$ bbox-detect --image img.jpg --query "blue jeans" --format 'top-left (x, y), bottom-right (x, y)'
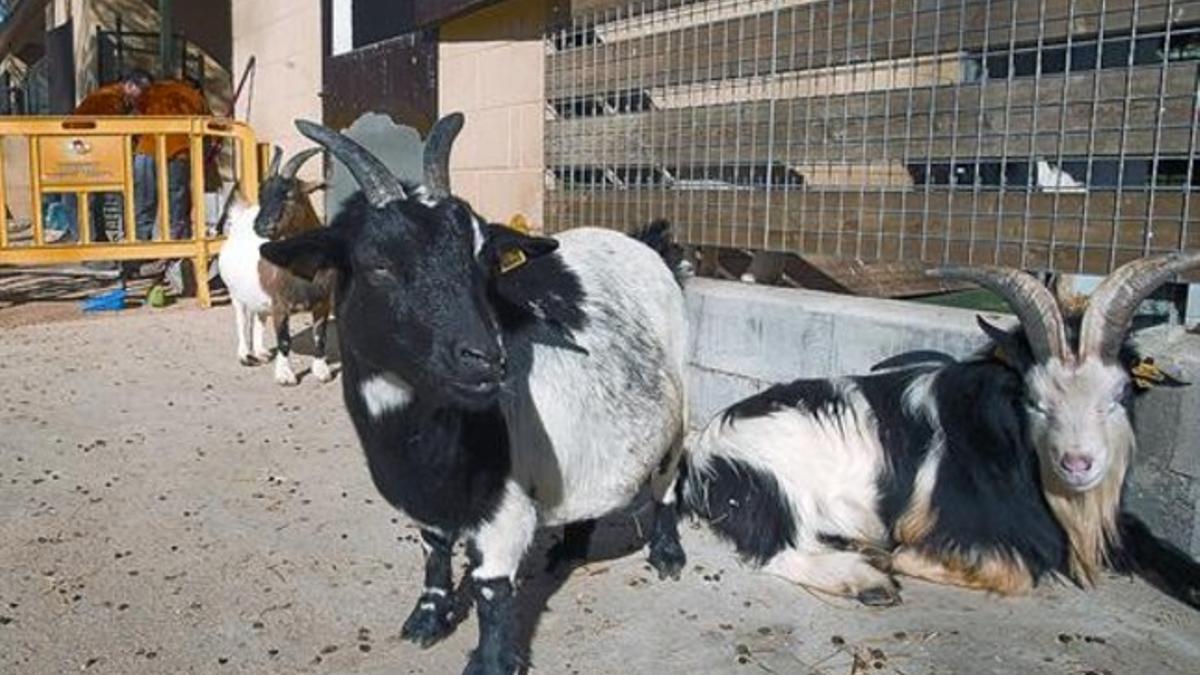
top-left (50, 193), bottom-right (108, 242)
top-left (135, 154), bottom-right (192, 241)
top-left (46, 154), bottom-right (191, 242)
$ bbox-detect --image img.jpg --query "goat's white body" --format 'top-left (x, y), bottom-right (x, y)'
top-left (219, 204), bottom-right (272, 314)
top-left (494, 227), bottom-right (688, 529)
top-left (690, 378), bottom-right (890, 549)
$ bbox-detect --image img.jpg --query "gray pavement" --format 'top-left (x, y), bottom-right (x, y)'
top-left (1, 306), bottom-right (1197, 675)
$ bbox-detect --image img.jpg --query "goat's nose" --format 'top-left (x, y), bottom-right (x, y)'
top-left (456, 342), bottom-right (505, 379)
top-left (1060, 453), bottom-right (1093, 474)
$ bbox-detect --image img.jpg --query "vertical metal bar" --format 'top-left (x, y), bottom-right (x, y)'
top-left (156, 135), bottom-right (170, 241)
top-left (78, 191), bottom-right (91, 245)
top-left (0, 135), bottom-right (7, 250)
top-left (1144, 1), bottom-right (1175, 257)
top-left (684, 0), bottom-right (700, 245)
top-left (919, 0), bottom-right (946, 262)
top-left (640, 0), bottom-right (651, 232)
top-left (716, 4), bottom-right (731, 250)
top-left (29, 136), bottom-right (43, 246)
top-left (875, 0), bottom-right (899, 260)
top-left (1179, 65), bottom-right (1199, 256)
top-left (854, 0), bottom-right (875, 261)
top-left (782, 2), bottom-right (798, 257)
top-left (190, 128), bottom-right (210, 307)
top-left (123, 137), bottom-right (136, 243)
top-left (966, 0), bottom-right (993, 266)
top-left (815, 0), bottom-right (835, 256)
top-left (994, 0), bottom-right (1021, 266)
top-left (898, 0), bottom-right (920, 262)
top-left (1048, 0), bottom-right (1081, 271)
top-left (1078, 0), bottom-right (1111, 273)
top-left (764, 0), bottom-right (780, 252)
top-left (730, 7), bottom-right (747, 252)
top-left (797, 0), bottom-right (818, 254)
top-left (159, 0), bottom-right (176, 78)
top-left (701, 0), bottom-right (717, 249)
top-left (1110, 0), bottom-right (1145, 272)
top-left (944, 0), bottom-right (970, 265)
top-left (190, 130), bottom-right (205, 240)
top-left (1017, 0), bottom-right (1049, 271)
top-left (835, 0), bottom-right (853, 259)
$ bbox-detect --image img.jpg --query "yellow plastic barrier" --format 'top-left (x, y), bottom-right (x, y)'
top-left (0, 116), bottom-right (263, 308)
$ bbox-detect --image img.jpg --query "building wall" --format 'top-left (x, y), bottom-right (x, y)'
top-left (230, 0), bottom-right (323, 187)
top-left (438, 0), bottom-right (547, 230)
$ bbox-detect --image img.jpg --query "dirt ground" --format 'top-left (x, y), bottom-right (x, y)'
top-left (1, 302), bottom-right (1199, 675)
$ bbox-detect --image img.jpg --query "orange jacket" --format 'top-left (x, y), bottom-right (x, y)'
top-left (72, 80), bottom-right (211, 158)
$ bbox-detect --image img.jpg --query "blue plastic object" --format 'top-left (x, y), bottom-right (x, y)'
top-left (81, 288), bottom-right (127, 312)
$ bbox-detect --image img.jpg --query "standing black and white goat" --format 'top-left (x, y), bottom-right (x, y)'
top-left (218, 148), bottom-right (336, 385)
top-left (683, 254), bottom-right (1200, 609)
top-left (259, 114), bottom-right (689, 675)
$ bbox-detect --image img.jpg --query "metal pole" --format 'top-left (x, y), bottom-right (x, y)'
top-left (159, 0), bottom-right (174, 79)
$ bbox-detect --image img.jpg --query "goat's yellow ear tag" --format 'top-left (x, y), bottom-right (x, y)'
top-left (499, 248), bottom-right (527, 275)
top-left (992, 346), bottom-right (1010, 367)
top-left (1131, 357), bottom-right (1165, 390)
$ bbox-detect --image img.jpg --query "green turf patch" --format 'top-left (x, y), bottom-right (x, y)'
top-left (909, 289), bottom-right (1014, 314)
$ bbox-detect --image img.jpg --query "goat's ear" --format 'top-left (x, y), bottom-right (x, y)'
top-left (977, 315), bottom-right (1034, 370)
top-left (260, 227), bottom-right (346, 281)
top-left (479, 223), bottom-right (558, 275)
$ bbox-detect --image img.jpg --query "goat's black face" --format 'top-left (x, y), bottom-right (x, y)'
top-left (254, 176), bottom-right (321, 239)
top-left (348, 197), bottom-right (505, 408)
top-left (261, 193), bottom-right (543, 410)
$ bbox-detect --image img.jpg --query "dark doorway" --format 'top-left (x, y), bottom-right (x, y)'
top-left (320, 0), bottom-right (438, 133)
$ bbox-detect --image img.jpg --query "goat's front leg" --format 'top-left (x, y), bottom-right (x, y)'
top-left (232, 298), bottom-right (255, 365)
top-left (310, 302), bottom-right (334, 383)
top-left (401, 529), bottom-right (461, 647)
top-left (271, 308), bottom-right (298, 386)
top-left (251, 310), bottom-right (270, 362)
top-left (465, 483), bottom-right (536, 675)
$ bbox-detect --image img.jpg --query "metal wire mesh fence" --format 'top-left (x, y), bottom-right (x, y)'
top-left (543, 0), bottom-right (1200, 277)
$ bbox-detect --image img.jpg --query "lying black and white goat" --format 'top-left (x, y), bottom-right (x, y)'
top-left (218, 147), bottom-right (335, 385)
top-left (683, 254), bottom-right (1200, 609)
top-left (260, 114), bottom-right (689, 675)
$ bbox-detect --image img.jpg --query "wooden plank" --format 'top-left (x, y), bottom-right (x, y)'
top-left (545, 63), bottom-right (1199, 165)
top-left (547, 0), bottom-right (1197, 98)
top-left (545, 187), bottom-right (1200, 276)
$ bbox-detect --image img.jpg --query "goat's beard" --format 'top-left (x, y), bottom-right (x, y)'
top-left (1036, 422), bottom-right (1134, 586)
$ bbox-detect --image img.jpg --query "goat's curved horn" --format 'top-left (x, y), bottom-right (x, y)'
top-left (279, 147), bottom-right (322, 180)
top-left (1080, 251), bottom-right (1200, 362)
top-left (294, 119), bottom-right (406, 208)
top-left (423, 112), bottom-right (464, 198)
top-left (267, 146), bottom-right (283, 177)
top-left (929, 265), bottom-right (1070, 364)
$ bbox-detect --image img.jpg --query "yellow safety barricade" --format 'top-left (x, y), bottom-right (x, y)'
top-left (0, 116), bottom-right (263, 307)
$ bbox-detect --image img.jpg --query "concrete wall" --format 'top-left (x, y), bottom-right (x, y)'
top-left (230, 0), bottom-right (323, 188)
top-left (684, 278), bottom-right (1200, 557)
top-left (438, 0), bottom-right (547, 230)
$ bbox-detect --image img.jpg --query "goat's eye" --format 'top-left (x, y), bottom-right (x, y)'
top-left (1026, 399), bottom-right (1049, 416)
top-left (368, 265), bottom-right (393, 281)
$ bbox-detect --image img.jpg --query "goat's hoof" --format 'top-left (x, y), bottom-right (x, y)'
top-left (463, 648), bottom-right (521, 675)
top-left (400, 606), bottom-right (455, 648)
top-left (647, 539), bottom-right (687, 581)
top-left (311, 359), bottom-right (335, 383)
top-left (253, 351), bottom-right (272, 363)
top-left (238, 354), bottom-right (258, 367)
top-left (856, 585), bottom-right (901, 607)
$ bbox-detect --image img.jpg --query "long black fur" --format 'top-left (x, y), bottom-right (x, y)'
top-left (680, 456), bottom-right (797, 566)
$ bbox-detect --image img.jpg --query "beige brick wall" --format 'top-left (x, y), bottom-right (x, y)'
top-left (439, 0), bottom-right (548, 230)
top-left (231, 0), bottom-right (323, 188)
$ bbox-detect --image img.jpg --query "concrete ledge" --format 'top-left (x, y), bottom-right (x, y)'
top-left (684, 278), bottom-right (1200, 556)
